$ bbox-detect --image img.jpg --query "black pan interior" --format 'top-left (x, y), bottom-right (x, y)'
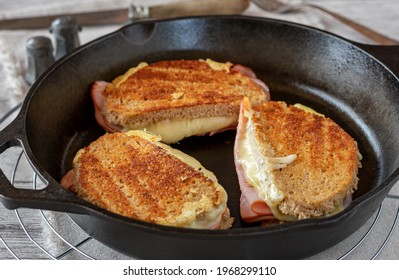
top-left (23, 16), bottom-right (399, 231)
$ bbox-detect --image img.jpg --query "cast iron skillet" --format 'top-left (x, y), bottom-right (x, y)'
top-left (1, 16), bottom-right (399, 259)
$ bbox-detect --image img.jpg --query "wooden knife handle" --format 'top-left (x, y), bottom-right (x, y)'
top-left (149, 0), bottom-right (249, 19)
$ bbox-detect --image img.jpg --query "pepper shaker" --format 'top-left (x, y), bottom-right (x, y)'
top-left (25, 36), bottom-right (55, 85)
top-left (50, 16), bottom-right (81, 60)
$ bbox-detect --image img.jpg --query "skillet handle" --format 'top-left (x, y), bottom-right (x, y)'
top-left (354, 43), bottom-right (399, 77)
top-left (0, 113), bottom-right (90, 214)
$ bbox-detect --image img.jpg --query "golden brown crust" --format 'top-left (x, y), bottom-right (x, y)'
top-left (71, 131), bottom-right (229, 228)
top-left (103, 60), bottom-right (266, 127)
top-left (219, 208), bottom-right (234, 230)
top-left (248, 101), bottom-right (361, 219)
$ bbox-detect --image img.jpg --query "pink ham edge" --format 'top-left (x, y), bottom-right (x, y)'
top-left (231, 64), bottom-right (271, 101)
top-left (234, 99), bottom-right (275, 223)
top-left (91, 81), bottom-right (123, 133)
top-left (60, 169), bottom-right (74, 190)
top-left (231, 64), bottom-right (257, 78)
top-left (208, 205), bottom-right (228, 230)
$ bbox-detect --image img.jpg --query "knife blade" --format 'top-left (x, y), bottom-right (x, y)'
top-left (0, 0), bottom-right (249, 30)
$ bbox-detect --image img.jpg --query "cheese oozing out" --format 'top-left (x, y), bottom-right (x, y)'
top-left (125, 130), bottom-right (227, 229)
top-left (129, 116), bottom-right (237, 144)
top-left (237, 110), bottom-right (298, 221)
top-left (113, 62), bottom-right (148, 87)
top-left (293, 103), bottom-right (325, 117)
top-left (237, 105), bottom-right (349, 221)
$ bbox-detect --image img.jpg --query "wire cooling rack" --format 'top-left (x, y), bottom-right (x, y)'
top-left (0, 105), bottom-right (398, 260)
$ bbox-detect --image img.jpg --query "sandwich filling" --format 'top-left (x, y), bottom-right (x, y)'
top-left (239, 117), bottom-right (297, 219)
top-left (61, 130), bottom-right (231, 229)
top-left (91, 59), bottom-right (270, 143)
top-left (235, 99), bottom-right (361, 222)
top-left (123, 116), bottom-right (237, 144)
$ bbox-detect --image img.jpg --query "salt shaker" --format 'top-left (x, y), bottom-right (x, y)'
top-left (25, 36), bottom-right (55, 85)
top-left (50, 16), bottom-right (81, 60)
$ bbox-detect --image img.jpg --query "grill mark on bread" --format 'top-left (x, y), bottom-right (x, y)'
top-left (248, 101), bottom-right (360, 219)
top-left (103, 60), bottom-right (266, 127)
top-left (71, 132), bottom-right (227, 227)
top-left (73, 154), bottom-right (139, 219)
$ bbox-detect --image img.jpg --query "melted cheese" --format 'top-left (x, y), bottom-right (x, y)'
top-left (128, 116), bottom-right (237, 144)
top-left (238, 107), bottom-right (347, 221)
top-left (112, 62), bottom-right (148, 87)
top-left (126, 130), bottom-right (227, 229)
top-left (201, 58), bottom-right (232, 72)
top-left (237, 115), bottom-right (298, 221)
top-left (294, 103), bottom-right (324, 117)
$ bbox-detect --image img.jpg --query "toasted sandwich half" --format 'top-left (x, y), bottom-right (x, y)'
top-left (234, 98), bottom-right (362, 222)
top-left (61, 130), bottom-right (233, 229)
top-left (91, 59), bottom-right (269, 143)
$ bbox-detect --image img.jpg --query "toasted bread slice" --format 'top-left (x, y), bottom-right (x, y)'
top-left (91, 59), bottom-right (269, 143)
top-left (62, 130), bottom-right (232, 229)
top-left (235, 98), bottom-right (361, 221)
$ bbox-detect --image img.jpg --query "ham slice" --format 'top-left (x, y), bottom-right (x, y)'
top-left (208, 206), bottom-right (228, 230)
top-left (91, 81), bottom-right (123, 133)
top-left (60, 169), bottom-right (74, 190)
top-left (234, 100), bottom-right (275, 223)
top-left (232, 64), bottom-right (270, 101)
top-left (236, 160), bottom-right (275, 222)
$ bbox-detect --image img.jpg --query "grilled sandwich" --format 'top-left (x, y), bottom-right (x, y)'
top-left (234, 98), bottom-right (362, 222)
top-left (91, 59), bottom-right (269, 143)
top-left (61, 130), bottom-right (233, 229)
